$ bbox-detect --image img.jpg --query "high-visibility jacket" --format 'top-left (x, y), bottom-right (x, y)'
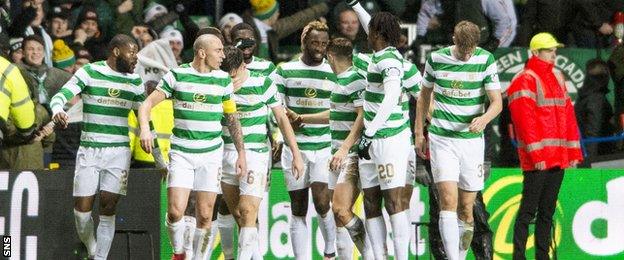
top-left (128, 99), bottom-right (173, 163)
top-left (0, 57), bottom-right (35, 140)
top-left (507, 56), bottom-right (583, 171)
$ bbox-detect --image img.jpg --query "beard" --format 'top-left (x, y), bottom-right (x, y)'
top-left (116, 56), bottom-right (133, 73)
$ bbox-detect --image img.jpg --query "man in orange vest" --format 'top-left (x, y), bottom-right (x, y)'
top-left (507, 32), bottom-right (583, 260)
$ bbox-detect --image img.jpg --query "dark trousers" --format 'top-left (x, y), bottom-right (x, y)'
top-left (425, 160), bottom-right (494, 260)
top-left (513, 167), bottom-right (564, 260)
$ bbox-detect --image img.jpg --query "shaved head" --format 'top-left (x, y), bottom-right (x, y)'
top-left (193, 34), bottom-right (225, 70)
top-left (194, 34), bottom-right (221, 53)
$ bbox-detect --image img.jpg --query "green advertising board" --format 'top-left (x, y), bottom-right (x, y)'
top-left (160, 168), bottom-right (624, 259)
top-left (493, 47), bottom-right (613, 102)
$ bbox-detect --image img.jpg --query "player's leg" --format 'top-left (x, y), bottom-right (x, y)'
top-left (94, 147), bottom-right (131, 260)
top-left (333, 156), bottom-right (370, 259)
top-left (330, 161), bottom-right (354, 260)
top-left (74, 196), bottom-right (96, 258)
top-left (457, 137), bottom-right (486, 260)
top-left (183, 192), bottom-right (197, 259)
top-left (430, 134), bottom-right (462, 260)
top-left (237, 151), bottom-right (269, 260)
top-left (372, 131), bottom-right (411, 260)
top-left (166, 150), bottom-right (195, 258)
top-left (283, 145), bottom-right (311, 259)
top-left (309, 149), bottom-right (336, 259)
top-left (192, 148), bottom-right (224, 260)
top-left (402, 148), bottom-right (416, 210)
top-left (458, 190), bottom-right (477, 260)
top-left (360, 159), bottom-right (387, 260)
top-left (219, 183), bottom-right (240, 260)
top-left (73, 147), bottom-right (99, 258)
top-left (95, 191), bottom-right (121, 260)
top-left (193, 191), bottom-right (218, 260)
top-left (220, 149), bottom-right (242, 260)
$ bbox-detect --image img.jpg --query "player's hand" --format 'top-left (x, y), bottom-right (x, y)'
top-left (330, 147), bottom-right (348, 172)
top-left (139, 128), bottom-right (154, 154)
top-left (52, 112), bottom-right (69, 129)
top-left (292, 153), bottom-right (305, 180)
top-left (286, 109), bottom-right (302, 131)
top-left (272, 142), bottom-right (283, 163)
top-left (570, 160), bottom-right (580, 168)
top-left (415, 133), bottom-right (427, 159)
top-left (33, 122), bottom-right (55, 142)
top-left (236, 151), bottom-right (248, 179)
top-left (534, 161), bottom-right (546, 171)
top-left (468, 116), bottom-right (488, 133)
top-left (357, 135), bottom-right (372, 160)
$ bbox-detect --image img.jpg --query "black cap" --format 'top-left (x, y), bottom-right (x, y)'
top-left (49, 6), bottom-right (71, 20)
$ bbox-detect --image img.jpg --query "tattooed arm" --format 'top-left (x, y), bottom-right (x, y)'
top-left (225, 112), bottom-right (247, 177)
top-left (225, 112), bottom-right (246, 152)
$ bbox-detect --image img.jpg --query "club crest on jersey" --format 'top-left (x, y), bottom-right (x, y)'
top-left (304, 88), bottom-right (317, 98)
top-left (451, 80), bottom-right (463, 89)
top-left (193, 93), bottom-right (207, 103)
top-left (108, 88), bottom-right (121, 98)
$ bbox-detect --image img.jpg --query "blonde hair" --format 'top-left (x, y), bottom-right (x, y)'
top-left (453, 21), bottom-right (481, 50)
top-left (300, 20), bottom-right (329, 49)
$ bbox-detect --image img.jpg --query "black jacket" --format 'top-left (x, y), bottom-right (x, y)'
top-left (575, 72), bottom-right (617, 156)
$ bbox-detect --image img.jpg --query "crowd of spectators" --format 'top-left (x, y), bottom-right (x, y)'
top-left (1, 0), bottom-right (624, 170)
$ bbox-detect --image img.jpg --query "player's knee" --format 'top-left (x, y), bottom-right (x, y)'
top-left (458, 203), bottom-right (474, 221)
top-left (311, 194), bottom-right (330, 214)
top-left (439, 192), bottom-right (458, 211)
top-left (98, 198), bottom-right (118, 216)
top-left (332, 204), bottom-right (352, 225)
top-left (195, 207), bottom-right (214, 225)
top-left (383, 198), bottom-right (402, 215)
top-left (363, 198), bottom-right (382, 218)
top-left (167, 207), bottom-right (184, 222)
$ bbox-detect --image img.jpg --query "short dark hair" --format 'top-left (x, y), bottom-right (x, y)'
top-left (22, 35), bottom-right (45, 49)
top-left (230, 22), bottom-right (255, 39)
top-left (369, 12), bottom-right (401, 47)
top-left (196, 27), bottom-right (225, 43)
top-left (108, 34), bottom-right (137, 52)
top-left (220, 46), bottom-right (244, 73)
top-left (327, 37), bottom-right (353, 59)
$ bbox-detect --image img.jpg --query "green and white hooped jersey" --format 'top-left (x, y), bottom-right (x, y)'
top-left (402, 61), bottom-right (423, 114)
top-left (222, 70), bottom-right (280, 153)
top-left (330, 67), bottom-right (366, 155)
top-left (247, 56), bottom-right (276, 76)
top-left (271, 58), bottom-right (337, 151)
top-left (354, 53), bottom-right (422, 114)
top-left (157, 64), bottom-right (234, 153)
top-left (422, 46), bottom-right (500, 139)
top-left (364, 47), bottom-right (409, 139)
top-left (50, 61), bottom-right (144, 148)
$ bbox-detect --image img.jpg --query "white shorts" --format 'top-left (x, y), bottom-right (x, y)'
top-left (358, 158), bottom-right (378, 189)
top-left (369, 129), bottom-right (412, 190)
top-left (328, 154), bottom-right (360, 190)
top-left (281, 145), bottom-right (330, 191)
top-left (167, 147), bottom-right (223, 192)
top-left (406, 147), bottom-right (416, 186)
top-left (73, 146), bottom-right (131, 196)
top-left (429, 133), bottom-right (485, 191)
top-left (221, 149), bottom-right (269, 198)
